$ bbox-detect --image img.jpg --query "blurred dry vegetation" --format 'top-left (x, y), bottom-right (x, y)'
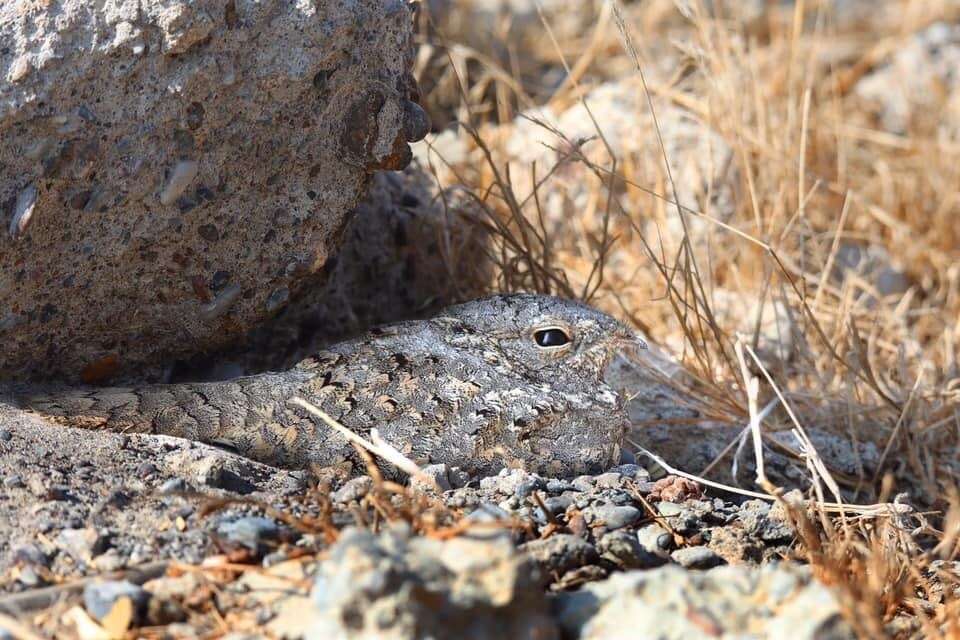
top-left (407, 0), bottom-right (960, 635)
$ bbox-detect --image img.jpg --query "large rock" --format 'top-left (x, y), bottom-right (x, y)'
top-left (553, 563), bottom-right (854, 640)
top-left (168, 161), bottom-right (492, 379)
top-left (0, 0), bottom-right (428, 382)
top-left (306, 526), bottom-right (558, 640)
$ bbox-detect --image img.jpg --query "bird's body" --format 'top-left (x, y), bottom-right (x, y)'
top-left (17, 294), bottom-right (643, 478)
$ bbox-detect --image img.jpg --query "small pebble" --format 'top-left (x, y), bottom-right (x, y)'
top-left (13, 544), bottom-right (49, 567)
top-left (514, 475), bottom-right (546, 499)
top-left (464, 503), bottom-right (512, 541)
top-left (16, 565), bottom-right (44, 588)
top-left (521, 534), bottom-right (598, 575)
top-left (597, 530), bottom-right (665, 570)
top-left (586, 504), bottom-right (641, 530)
top-left (572, 475), bottom-right (595, 492)
top-left (593, 472), bottom-right (624, 489)
top-left (159, 160), bottom-right (199, 206)
top-left (543, 494), bottom-right (574, 516)
top-left (637, 523), bottom-right (675, 555)
top-left (546, 479), bottom-right (575, 493)
top-left (83, 580), bottom-right (150, 622)
top-left (671, 545), bottom-right (725, 569)
top-left (93, 550), bottom-right (126, 572)
top-left (657, 501), bottom-right (683, 517)
top-left (216, 517), bottom-right (290, 555)
top-left (9, 183), bottom-right (38, 239)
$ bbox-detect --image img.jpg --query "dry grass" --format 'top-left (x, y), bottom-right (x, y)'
top-left (412, 0), bottom-right (960, 636)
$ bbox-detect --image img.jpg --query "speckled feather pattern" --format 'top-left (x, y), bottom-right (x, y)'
top-left (19, 294), bottom-right (643, 478)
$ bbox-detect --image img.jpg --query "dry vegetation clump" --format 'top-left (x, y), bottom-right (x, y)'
top-left (411, 0), bottom-right (960, 635)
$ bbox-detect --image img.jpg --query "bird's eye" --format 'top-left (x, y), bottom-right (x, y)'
top-left (533, 327), bottom-right (571, 348)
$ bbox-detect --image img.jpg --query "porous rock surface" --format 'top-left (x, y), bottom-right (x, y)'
top-left (553, 563), bottom-right (853, 640)
top-left (0, 0), bottom-right (427, 382)
top-left (306, 525), bottom-right (558, 640)
top-left (207, 162), bottom-right (491, 377)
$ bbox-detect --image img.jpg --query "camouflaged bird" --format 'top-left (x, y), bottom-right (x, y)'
top-left (16, 294), bottom-right (646, 478)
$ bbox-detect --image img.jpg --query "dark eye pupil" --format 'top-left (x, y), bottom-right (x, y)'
top-left (534, 328), bottom-right (570, 347)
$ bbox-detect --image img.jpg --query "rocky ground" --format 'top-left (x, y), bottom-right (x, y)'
top-left (0, 429), bottom-right (871, 639)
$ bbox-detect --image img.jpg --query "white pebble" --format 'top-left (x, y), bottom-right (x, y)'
top-left (9, 184), bottom-right (38, 239)
top-left (159, 160), bottom-right (199, 206)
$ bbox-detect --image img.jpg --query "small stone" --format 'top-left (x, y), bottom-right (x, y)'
top-left (585, 505), bottom-right (641, 530)
top-left (514, 475), bottom-right (546, 499)
top-left (198, 224), bottom-right (219, 242)
top-left (332, 476), bottom-right (373, 503)
top-left (194, 459), bottom-right (256, 494)
top-left (479, 469), bottom-right (541, 496)
top-left (13, 544), bottom-right (49, 567)
top-left (543, 494), bottom-right (574, 516)
top-left (741, 498), bottom-right (795, 543)
top-left (671, 545), bottom-right (725, 569)
top-left (215, 517), bottom-right (292, 556)
top-left (94, 550), bottom-right (126, 572)
top-left (8, 55), bottom-right (31, 82)
top-left (521, 534), bottom-right (599, 576)
top-left (83, 580), bottom-right (149, 623)
top-left (650, 476), bottom-right (703, 502)
top-left (16, 565), bottom-right (44, 588)
top-left (769, 489), bottom-right (805, 522)
top-left (56, 528), bottom-right (112, 561)
top-left (9, 183), bottom-right (38, 239)
top-left (464, 503), bottom-right (513, 541)
top-left (546, 479), bottom-right (575, 493)
top-left (159, 160), bottom-right (199, 206)
top-left (447, 467), bottom-right (471, 489)
top-left (572, 475), bottom-right (595, 492)
top-left (210, 270), bottom-right (231, 290)
top-left (262, 550), bottom-right (289, 568)
top-left (637, 523), bottom-right (675, 556)
top-left (0, 429), bottom-right (12, 442)
top-left (657, 501), bottom-right (683, 517)
top-left (593, 472), bottom-right (624, 489)
top-left (598, 530), bottom-right (666, 570)
top-left (3, 475), bottom-right (24, 488)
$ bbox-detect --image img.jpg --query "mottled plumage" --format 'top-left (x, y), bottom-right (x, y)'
top-left (18, 294), bottom-right (645, 478)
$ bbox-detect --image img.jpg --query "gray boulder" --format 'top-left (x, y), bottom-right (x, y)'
top-left (0, 0), bottom-right (427, 382)
top-left (553, 563), bottom-right (854, 640)
top-left (306, 525), bottom-right (558, 640)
